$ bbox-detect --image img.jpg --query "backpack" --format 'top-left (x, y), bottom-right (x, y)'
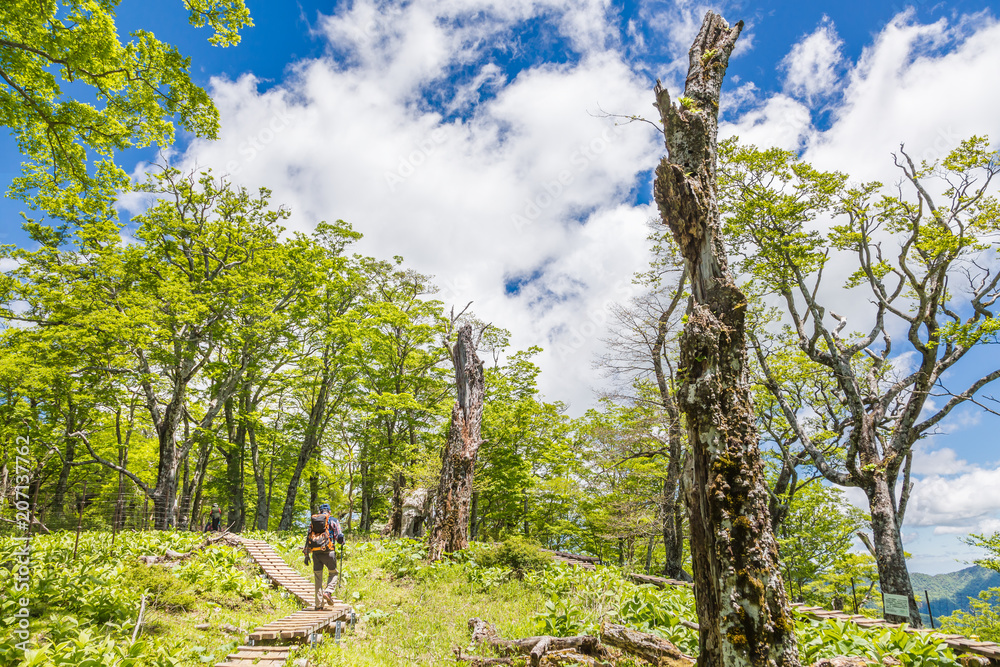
top-left (307, 513), bottom-right (332, 552)
top-left (210, 507), bottom-right (221, 520)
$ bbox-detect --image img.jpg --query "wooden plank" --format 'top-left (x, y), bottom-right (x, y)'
top-left (214, 644), bottom-right (292, 667)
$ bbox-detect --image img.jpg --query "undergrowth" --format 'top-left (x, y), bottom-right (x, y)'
top-left (0, 530), bottom-right (296, 667)
top-left (0, 531), bottom-right (968, 667)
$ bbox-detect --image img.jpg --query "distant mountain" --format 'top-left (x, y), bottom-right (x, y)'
top-left (910, 566), bottom-right (1000, 623)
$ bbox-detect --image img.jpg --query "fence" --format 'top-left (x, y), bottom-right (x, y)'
top-left (0, 485), bottom-right (222, 537)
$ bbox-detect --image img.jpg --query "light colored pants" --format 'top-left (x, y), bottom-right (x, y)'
top-left (312, 550), bottom-right (338, 608)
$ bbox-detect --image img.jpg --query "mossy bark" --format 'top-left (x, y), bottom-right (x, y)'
top-left (652, 12), bottom-right (799, 667)
top-left (429, 324), bottom-right (485, 560)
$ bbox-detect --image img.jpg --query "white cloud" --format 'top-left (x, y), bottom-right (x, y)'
top-left (932, 517), bottom-right (1000, 538)
top-left (906, 466), bottom-right (1000, 528)
top-left (721, 93), bottom-right (814, 150)
top-left (173, 1), bottom-right (661, 411)
top-left (167, 1), bottom-right (1000, 437)
top-left (805, 10), bottom-right (1000, 180)
top-left (910, 443), bottom-right (973, 476)
top-left (781, 17), bottom-right (844, 104)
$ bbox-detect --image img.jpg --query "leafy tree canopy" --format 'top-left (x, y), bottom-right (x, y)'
top-left (0, 0), bottom-right (251, 218)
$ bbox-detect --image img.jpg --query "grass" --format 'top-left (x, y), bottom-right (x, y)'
top-left (270, 537), bottom-right (549, 666)
top-left (0, 530), bottom-right (969, 667)
top-left (0, 530), bottom-right (303, 666)
top-left (0, 530), bottom-right (550, 666)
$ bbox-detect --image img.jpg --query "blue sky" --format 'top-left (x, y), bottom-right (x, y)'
top-left (3, 0), bottom-right (1000, 572)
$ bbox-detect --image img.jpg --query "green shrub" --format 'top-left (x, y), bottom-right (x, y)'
top-left (795, 617), bottom-right (959, 667)
top-left (475, 536), bottom-right (551, 577)
top-left (379, 539), bottom-right (428, 579)
top-left (938, 587), bottom-right (1000, 643)
top-left (124, 564), bottom-right (197, 611)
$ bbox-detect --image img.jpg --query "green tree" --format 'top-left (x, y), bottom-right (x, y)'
top-left (2, 168), bottom-right (304, 528)
top-left (352, 264), bottom-right (449, 533)
top-left (0, 0), bottom-right (250, 216)
top-left (272, 222), bottom-right (367, 530)
top-left (749, 329), bottom-right (849, 533)
top-left (575, 394), bottom-right (670, 570)
top-left (599, 236), bottom-right (689, 579)
top-left (475, 344), bottom-right (573, 544)
top-left (720, 135), bottom-right (1000, 626)
top-left (938, 533), bottom-right (1000, 640)
top-left (775, 481), bottom-right (869, 605)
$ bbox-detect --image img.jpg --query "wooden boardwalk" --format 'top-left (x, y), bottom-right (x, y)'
top-left (215, 646), bottom-right (293, 667)
top-left (237, 536), bottom-right (318, 607)
top-left (209, 535), bottom-right (352, 667)
top-left (547, 550), bottom-right (1000, 664)
top-left (249, 608), bottom-right (352, 642)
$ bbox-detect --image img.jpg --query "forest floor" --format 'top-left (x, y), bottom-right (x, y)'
top-left (0, 530), bottom-right (970, 667)
top-left (278, 536), bottom-right (551, 666)
top-left (0, 530), bottom-right (558, 667)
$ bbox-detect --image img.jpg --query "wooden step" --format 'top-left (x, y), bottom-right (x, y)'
top-left (214, 644), bottom-right (292, 666)
top-left (248, 606), bottom-right (351, 642)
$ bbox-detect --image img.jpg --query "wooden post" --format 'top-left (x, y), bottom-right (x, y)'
top-left (851, 577), bottom-right (859, 614)
top-left (73, 480), bottom-right (87, 558)
top-left (112, 447), bottom-right (124, 547)
top-left (925, 589), bottom-right (935, 629)
top-left (143, 496), bottom-right (149, 531)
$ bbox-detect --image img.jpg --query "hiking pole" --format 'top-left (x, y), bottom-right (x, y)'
top-left (336, 540), bottom-right (345, 598)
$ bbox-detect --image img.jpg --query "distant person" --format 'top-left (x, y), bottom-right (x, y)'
top-left (302, 503), bottom-right (345, 610)
top-left (207, 503), bottom-right (222, 532)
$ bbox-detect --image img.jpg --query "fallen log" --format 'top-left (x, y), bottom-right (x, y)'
top-left (466, 618), bottom-right (614, 667)
top-left (464, 618), bottom-right (699, 667)
top-left (811, 658), bottom-right (867, 667)
top-left (453, 648), bottom-right (517, 666)
top-left (546, 550), bottom-right (602, 564)
top-left (455, 646), bottom-right (611, 667)
top-left (137, 531), bottom-right (237, 565)
top-left (956, 655), bottom-right (992, 667)
top-left (530, 637), bottom-right (553, 666)
top-left (599, 622), bottom-right (694, 666)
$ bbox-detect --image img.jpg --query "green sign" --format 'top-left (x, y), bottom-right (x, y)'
top-left (883, 593), bottom-right (910, 618)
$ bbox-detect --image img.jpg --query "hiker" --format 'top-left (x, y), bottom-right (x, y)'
top-left (206, 503), bottom-right (222, 532)
top-left (302, 502), bottom-right (345, 610)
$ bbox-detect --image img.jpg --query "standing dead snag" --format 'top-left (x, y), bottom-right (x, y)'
top-left (652, 11), bottom-right (799, 667)
top-left (430, 323), bottom-right (486, 560)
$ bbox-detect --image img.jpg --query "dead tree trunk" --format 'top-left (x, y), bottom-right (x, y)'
top-left (652, 11), bottom-right (799, 667)
top-left (429, 323), bottom-right (485, 560)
